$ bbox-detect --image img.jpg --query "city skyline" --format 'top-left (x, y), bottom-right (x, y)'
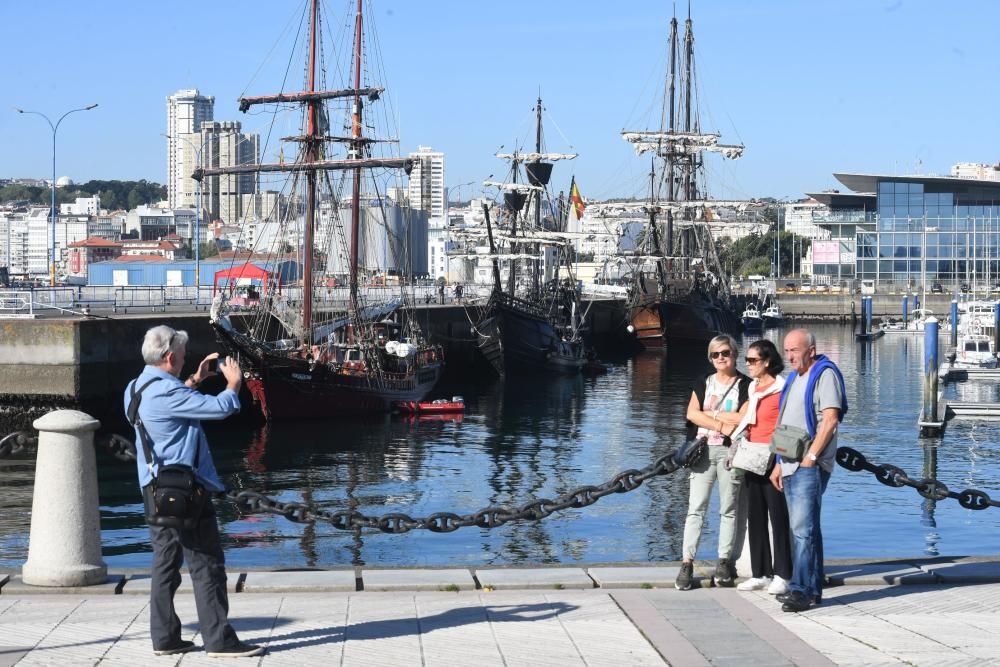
top-left (3, 0), bottom-right (1000, 204)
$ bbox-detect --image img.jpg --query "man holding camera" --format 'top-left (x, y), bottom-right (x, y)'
top-left (124, 325), bottom-right (263, 658)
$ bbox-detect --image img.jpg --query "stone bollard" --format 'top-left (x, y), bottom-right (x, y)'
top-left (22, 410), bottom-right (107, 587)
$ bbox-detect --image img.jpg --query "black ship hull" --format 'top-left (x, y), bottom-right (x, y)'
top-left (476, 293), bottom-right (585, 376)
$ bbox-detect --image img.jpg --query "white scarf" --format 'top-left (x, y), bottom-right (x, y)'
top-left (729, 374), bottom-right (786, 443)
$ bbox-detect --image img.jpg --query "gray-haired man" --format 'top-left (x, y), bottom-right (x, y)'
top-left (124, 325), bottom-right (263, 658)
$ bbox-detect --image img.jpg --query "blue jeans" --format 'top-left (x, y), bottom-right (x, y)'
top-left (783, 465), bottom-right (831, 599)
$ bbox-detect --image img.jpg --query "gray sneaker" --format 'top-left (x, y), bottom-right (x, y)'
top-left (714, 558), bottom-right (735, 587)
top-left (675, 562), bottom-right (694, 590)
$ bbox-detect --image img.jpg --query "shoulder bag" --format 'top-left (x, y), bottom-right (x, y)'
top-left (768, 382), bottom-right (812, 462)
top-left (731, 438), bottom-right (772, 475)
top-left (128, 378), bottom-right (206, 529)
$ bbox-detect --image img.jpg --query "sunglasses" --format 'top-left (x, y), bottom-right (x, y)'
top-left (745, 356), bottom-right (763, 364)
top-left (710, 349), bottom-right (732, 359)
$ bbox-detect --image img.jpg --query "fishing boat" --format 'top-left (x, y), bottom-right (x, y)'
top-left (468, 98), bottom-right (591, 376)
top-left (201, 0), bottom-right (443, 420)
top-left (953, 331), bottom-right (998, 369)
top-left (741, 303), bottom-right (764, 332)
top-left (596, 9), bottom-right (744, 349)
top-left (762, 301), bottom-right (784, 328)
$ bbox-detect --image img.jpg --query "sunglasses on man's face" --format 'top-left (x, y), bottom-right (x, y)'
top-left (710, 349), bottom-right (732, 359)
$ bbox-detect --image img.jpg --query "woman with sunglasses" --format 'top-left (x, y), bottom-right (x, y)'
top-left (677, 335), bottom-right (750, 591)
top-left (727, 339), bottom-right (792, 595)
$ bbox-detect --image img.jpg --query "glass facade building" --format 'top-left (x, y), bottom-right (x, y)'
top-left (809, 173), bottom-right (1000, 288)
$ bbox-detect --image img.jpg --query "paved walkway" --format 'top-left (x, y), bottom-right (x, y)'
top-left (2, 561), bottom-right (1000, 666)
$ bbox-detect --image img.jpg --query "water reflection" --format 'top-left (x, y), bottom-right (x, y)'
top-left (1, 323), bottom-right (1000, 568)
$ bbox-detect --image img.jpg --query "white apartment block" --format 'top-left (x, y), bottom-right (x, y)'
top-left (408, 146), bottom-right (445, 219)
top-left (125, 206), bottom-right (200, 244)
top-left (951, 162), bottom-right (1000, 181)
top-left (167, 89), bottom-right (214, 208)
top-left (60, 195), bottom-right (101, 216)
top-left (198, 121), bottom-right (259, 224)
top-left (784, 199), bottom-right (832, 239)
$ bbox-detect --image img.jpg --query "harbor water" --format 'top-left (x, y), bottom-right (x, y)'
top-left (2, 322), bottom-right (1000, 569)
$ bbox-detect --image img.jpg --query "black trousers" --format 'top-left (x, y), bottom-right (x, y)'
top-left (145, 486), bottom-right (240, 652)
top-left (744, 466), bottom-right (793, 580)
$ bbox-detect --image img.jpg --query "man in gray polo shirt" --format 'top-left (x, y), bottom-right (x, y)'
top-left (769, 328), bottom-right (847, 612)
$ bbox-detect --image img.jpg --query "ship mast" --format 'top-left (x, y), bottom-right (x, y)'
top-left (302, 0), bottom-right (319, 345)
top-left (192, 0), bottom-right (414, 346)
top-left (349, 0), bottom-right (364, 318)
top-left (533, 96), bottom-right (543, 297)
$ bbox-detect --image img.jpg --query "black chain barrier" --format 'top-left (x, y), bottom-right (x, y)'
top-left (836, 446), bottom-right (1000, 510)
top-left (0, 430), bottom-right (38, 458)
top-left (0, 428), bottom-right (707, 533)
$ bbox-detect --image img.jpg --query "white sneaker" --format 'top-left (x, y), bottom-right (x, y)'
top-left (737, 576), bottom-right (771, 591)
top-left (768, 576), bottom-right (789, 595)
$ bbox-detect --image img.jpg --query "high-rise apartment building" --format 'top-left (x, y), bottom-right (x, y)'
top-left (166, 89), bottom-right (214, 208)
top-left (196, 121), bottom-right (259, 224)
top-left (407, 146), bottom-right (445, 219)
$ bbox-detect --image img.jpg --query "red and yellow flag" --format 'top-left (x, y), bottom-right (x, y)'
top-left (569, 179), bottom-right (586, 220)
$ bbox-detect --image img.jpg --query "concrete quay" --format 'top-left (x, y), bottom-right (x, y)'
top-left (2, 558), bottom-right (1000, 666)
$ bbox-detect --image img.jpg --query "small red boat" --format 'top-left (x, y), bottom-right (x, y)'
top-left (394, 397), bottom-right (466, 414)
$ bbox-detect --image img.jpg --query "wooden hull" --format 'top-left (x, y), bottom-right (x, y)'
top-left (215, 324), bottom-right (442, 420)
top-left (477, 294), bottom-right (586, 376)
top-left (630, 302), bottom-right (667, 349)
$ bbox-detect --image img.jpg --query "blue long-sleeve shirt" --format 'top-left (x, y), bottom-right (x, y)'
top-left (124, 366), bottom-right (240, 493)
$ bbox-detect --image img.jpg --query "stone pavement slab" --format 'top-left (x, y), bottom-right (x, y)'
top-left (742, 583), bottom-right (1000, 666)
top-left (474, 567), bottom-right (593, 590)
top-left (826, 562), bottom-right (936, 585)
top-left (0, 574), bottom-right (124, 595)
top-left (242, 570), bottom-right (356, 593)
top-left (121, 573), bottom-right (239, 595)
top-left (920, 560), bottom-right (1000, 583)
top-left (587, 566), bottom-right (679, 589)
top-left (362, 568), bottom-right (475, 592)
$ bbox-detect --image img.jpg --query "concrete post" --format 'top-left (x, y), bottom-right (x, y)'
top-left (923, 318), bottom-right (939, 425)
top-left (950, 300), bottom-right (959, 349)
top-left (903, 295), bottom-right (909, 326)
top-left (22, 410), bottom-right (107, 587)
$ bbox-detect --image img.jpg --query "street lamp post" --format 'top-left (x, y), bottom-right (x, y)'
top-left (164, 133), bottom-right (209, 297)
top-left (16, 104), bottom-right (98, 286)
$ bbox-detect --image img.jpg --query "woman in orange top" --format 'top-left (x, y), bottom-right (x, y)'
top-left (726, 339), bottom-right (792, 595)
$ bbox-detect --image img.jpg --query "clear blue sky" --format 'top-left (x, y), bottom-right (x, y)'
top-left (2, 0), bottom-right (998, 203)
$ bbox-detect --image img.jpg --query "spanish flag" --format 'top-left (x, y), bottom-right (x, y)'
top-left (567, 177), bottom-right (585, 233)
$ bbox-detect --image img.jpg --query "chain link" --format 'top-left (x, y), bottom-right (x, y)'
top-left (0, 431), bottom-right (38, 458)
top-left (3, 427), bottom-right (700, 533)
top-left (836, 446), bottom-right (1000, 510)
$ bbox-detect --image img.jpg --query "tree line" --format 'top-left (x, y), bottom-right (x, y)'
top-left (0, 179), bottom-right (166, 212)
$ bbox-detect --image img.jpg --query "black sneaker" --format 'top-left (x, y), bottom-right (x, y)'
top-left (675, 562), bottom-right (694, 590)
top-left (714, 558), bottom-right (735, 587)
top-left (206, 641), bottom-right (265, 658)
top-left (153, 639), bottom-right (196, 656)
top-left (776, 591), bottom-right (822, 605)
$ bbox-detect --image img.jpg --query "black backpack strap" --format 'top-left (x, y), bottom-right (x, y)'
top-left (127, 377), bottom-right (162, 475)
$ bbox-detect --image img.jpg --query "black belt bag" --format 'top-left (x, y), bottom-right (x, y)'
top-left (149, 464), bottom-right (206, 529)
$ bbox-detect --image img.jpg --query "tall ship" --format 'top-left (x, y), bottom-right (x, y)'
top-left (466, 98), bottom-right (590, 376)
top-left (600, 10), bottom-right (744, 348)
top-left (201, 0), bottom-right (443, 420)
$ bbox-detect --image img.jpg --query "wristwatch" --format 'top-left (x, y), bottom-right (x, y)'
top-left (806, 451), bottom-right (818, 462)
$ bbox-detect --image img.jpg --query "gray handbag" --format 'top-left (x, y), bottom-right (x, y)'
top-left (732, 438), bottom-right (772, 475)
